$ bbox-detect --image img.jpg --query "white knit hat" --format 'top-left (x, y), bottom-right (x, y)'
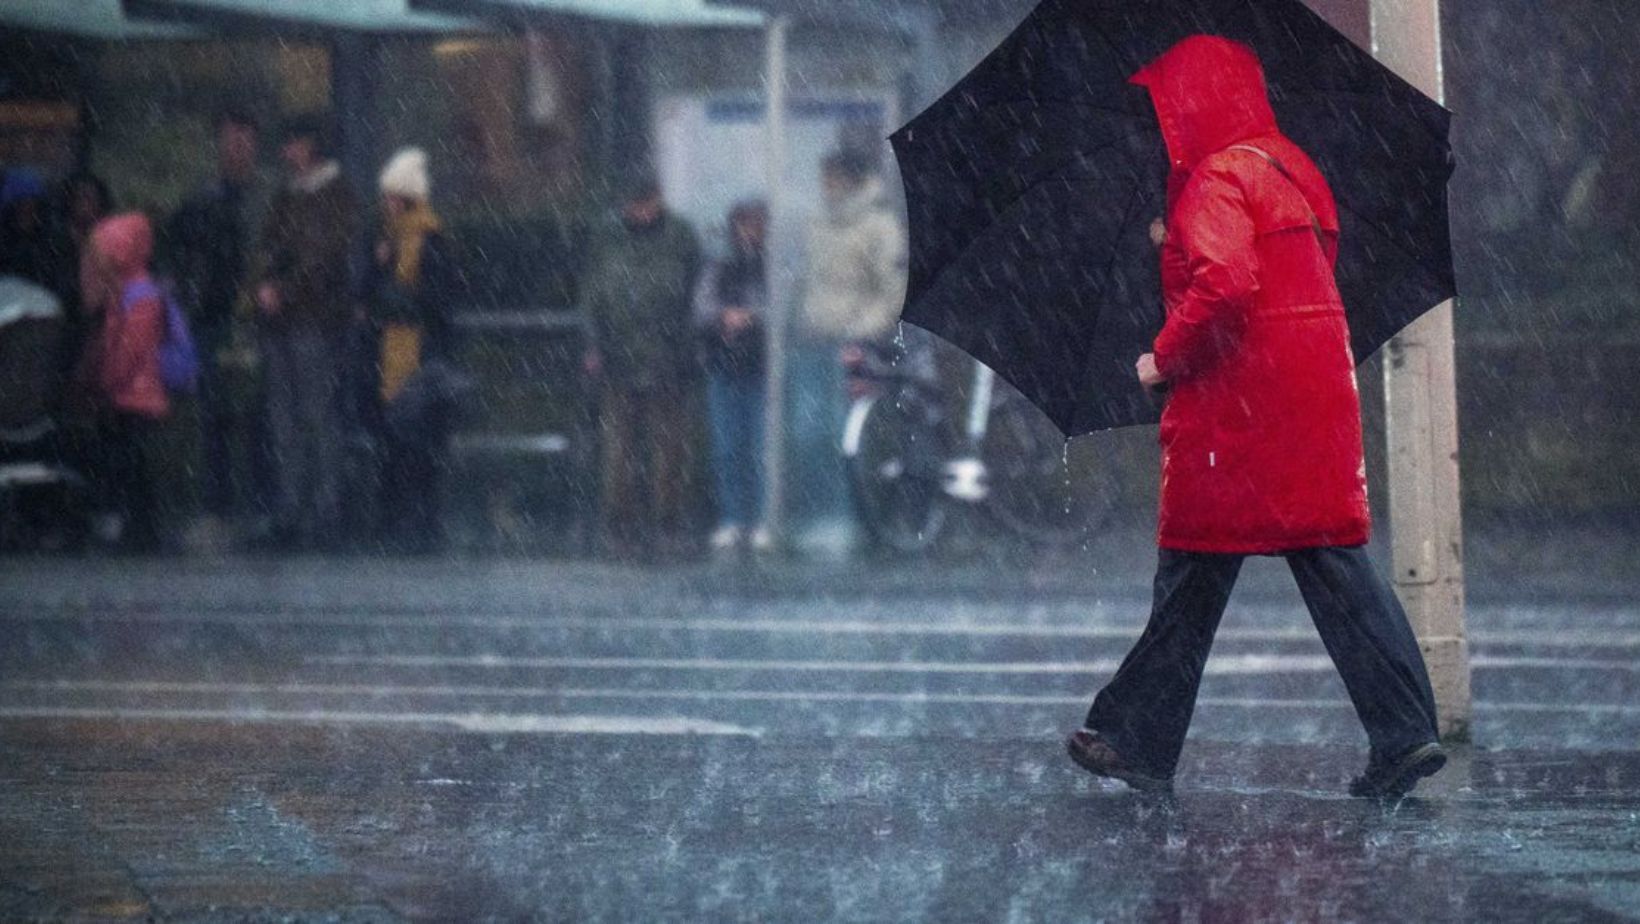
top-left (379, 147), bottom-right (430, 201)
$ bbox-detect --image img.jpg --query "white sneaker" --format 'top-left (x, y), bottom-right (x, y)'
top-left (749, 526), bottom-right (775, 552)
top-left (710, 524), bottom-right (744, 551)
top-left (182, 514), bottom-right (232, 555)
top-left (92, 513), bottom-right (124, 545)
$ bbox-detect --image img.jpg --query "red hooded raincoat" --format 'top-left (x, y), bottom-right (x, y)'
top-left (1135, 36), bottom-right (1369, 554)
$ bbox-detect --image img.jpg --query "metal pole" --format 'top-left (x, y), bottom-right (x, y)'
top-left (1370, 0), bottom-right (1472, 741)
top-left (761, 15), bottom-right (791, 545)
top-left (331, 34), bottom-right (381, 196)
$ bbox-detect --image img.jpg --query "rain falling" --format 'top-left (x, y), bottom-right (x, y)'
top-left (1, 0), bottom-right (1638, 920)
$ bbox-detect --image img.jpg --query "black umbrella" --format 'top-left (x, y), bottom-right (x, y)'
top-left (888, 0), bottom-right (1455, 436)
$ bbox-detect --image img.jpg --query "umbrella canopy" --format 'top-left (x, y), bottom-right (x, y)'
top-left (889, 0), bottom-right (1455, 436)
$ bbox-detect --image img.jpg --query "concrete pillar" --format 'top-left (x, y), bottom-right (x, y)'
top-left (330, 33), bottom-right (381, 195)
top-left (1370, 0), bottom-right (1472, 742)
top-left (606, 26), bottom-right (653, 181)
top-left (760, 15), bottom-right (791, 543)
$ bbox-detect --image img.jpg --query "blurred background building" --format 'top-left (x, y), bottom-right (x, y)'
top-left (1, 0), bottom-right (1635, 551)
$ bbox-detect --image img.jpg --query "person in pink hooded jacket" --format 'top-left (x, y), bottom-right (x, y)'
top-left (81, 212), bottom-right (169, 551)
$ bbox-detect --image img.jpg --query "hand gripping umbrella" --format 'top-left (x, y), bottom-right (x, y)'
top-left (888, 0), bottom-right (1455, 436)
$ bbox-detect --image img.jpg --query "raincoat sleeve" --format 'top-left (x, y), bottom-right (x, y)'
top-left (1152, 168), bottom-right (1260, 381)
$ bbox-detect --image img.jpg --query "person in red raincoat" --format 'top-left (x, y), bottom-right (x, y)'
top-left (1065, 36), bottom-right (1445, 798)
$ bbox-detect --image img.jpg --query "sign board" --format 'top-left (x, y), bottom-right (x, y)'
top-left (652, 92), bottom-right (898, 254)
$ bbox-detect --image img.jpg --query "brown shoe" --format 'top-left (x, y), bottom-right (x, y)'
top-left (1065, 729), bottom-right (1174, 793)
top-left (1349, 742), bottom-right (1447, 799)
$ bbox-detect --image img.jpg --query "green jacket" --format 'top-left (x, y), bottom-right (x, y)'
top-left (579, 212), bottom-right (702, 389)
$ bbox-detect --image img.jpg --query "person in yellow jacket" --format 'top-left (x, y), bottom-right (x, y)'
top-left (364, 147), bottom-right (463, 553)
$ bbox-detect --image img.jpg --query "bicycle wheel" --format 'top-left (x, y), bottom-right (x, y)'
top-left (844, 384), bottom-right (953, 554)
top-left (983, 395), bottom-right (1117, 546)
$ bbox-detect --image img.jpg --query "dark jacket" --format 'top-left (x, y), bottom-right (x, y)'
top-left (361, 229), bottom-right (461, 361)
top-left (258, 162), bottom-right (358, 333)
top-left (163, 174), bottom-right (270, 337)
top-left (692, 245), bottom-right (766, 379)
top-left (578, 211), bottom-right (702, 389)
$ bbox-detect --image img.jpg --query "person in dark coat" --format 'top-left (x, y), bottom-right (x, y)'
top-left (0, 169), bottom-right (53, 289)
top-left (52, 171), bottom-right (116, 305)
top-left (254, 114), bottom-right (359, 550)
top-left (694, 200), bottom-right (771, 553)
top-left (1065, 36), bottom-right (1446, 798)
top-left (362, 147), bottom-right (461, 553)
top-left (162, 104), bottom-right (271, 543)
top-left (579, 174), bottom-right (703, 561)
top-left (0, 170), bottom-right (115, 411)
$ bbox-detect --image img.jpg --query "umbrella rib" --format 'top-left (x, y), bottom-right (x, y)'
top-left (1275, 89), bottom-right (1452, 149)
top-left (966, 131), bottom-right (1155, 210)
top-left (906, 130), bottom-right (1159, 305)
top-left (1334, 198), bottom-right (1455, 285)
top-left (908, 161), bottom-right (1159, 433)
top-left (1072, 177), bottom-right (1159, 432)
top-left (903, 96), bottom-right (1141, 136)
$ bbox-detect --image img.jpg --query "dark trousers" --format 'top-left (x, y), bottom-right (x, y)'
top-left (1085, 546), bottom-right (1440, 778)
top-left (262, 326), bottom-right (344, 540)
top-left (195, 320), bottom-right (235, 516)
top-left (98, 411), bottom-right (159, 551)
top-left (598, 383), bottom-right (695, 553)
top-left (379, 438), bottom-right (442, 551)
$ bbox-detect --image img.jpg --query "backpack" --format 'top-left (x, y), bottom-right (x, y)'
top-left (121, 278), bottom-right (200, 395)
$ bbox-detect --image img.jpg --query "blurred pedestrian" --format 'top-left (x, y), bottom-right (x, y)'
top-left (163, 104), bottom-right (270, 549)
top-left (79, 213), bottom-right (170, 553)
top-left (579, 173), bottom-right (703, 561)
top-left (792, 148), bottom-right (907, 552)
top-left (0, 168), bottom-right (53, 289)
top-left (53, 171), bottom-right (116, 300)
top-left (362, 147), bottom-right (462, 554)
top-left (254, 114), bottom-right (359, 551)
top-left (693, 200), bottom-right (770, 553)
top-left (49, 171), bottom-right (116, 382)
top-left (1065, 36), bottom-right (1445, 798)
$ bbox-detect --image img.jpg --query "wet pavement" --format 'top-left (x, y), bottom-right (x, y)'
top-left (2, 538), bottom-right (1639, 921)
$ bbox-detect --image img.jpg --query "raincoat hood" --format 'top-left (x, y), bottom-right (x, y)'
top-left (91, 213), bottom-right (154, 283)
top-left (1132, 36), bottom-right (1280, 174)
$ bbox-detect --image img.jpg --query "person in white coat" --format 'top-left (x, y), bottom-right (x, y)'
top-left (789, 149), bottom-right (908, 553)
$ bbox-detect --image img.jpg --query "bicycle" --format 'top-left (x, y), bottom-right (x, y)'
top-left (841, 344), bottom-right (1117, 554)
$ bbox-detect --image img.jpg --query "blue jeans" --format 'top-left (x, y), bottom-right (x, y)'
top-left (262, 326), bottom-right (344, 540)
top-left (707, 373), bottom-right (765, 528)
top-left (786, 341), bottom-right (852, 528)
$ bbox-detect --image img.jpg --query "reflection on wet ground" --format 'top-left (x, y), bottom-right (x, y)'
top-left (4, 727), bottom-right (1639, 921)
top-left (2, 555), bottom-right (1638, 920)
